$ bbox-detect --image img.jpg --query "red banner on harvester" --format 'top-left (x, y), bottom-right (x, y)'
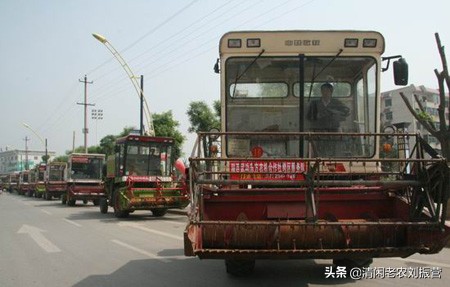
top-left (229, 161), bottom-right (306, 180)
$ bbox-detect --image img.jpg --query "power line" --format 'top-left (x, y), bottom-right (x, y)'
top-left (121, 0), bottom-right (200, 54)
top-left (89, 1), bottom-right (320, 111)
top-left (86, 0), bottom-right (200, 77)
top-left (89, 0), bottom-right (239, 93)
top-left (89, 0), bottom-right (256, 101)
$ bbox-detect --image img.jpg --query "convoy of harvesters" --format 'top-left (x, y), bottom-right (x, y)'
top-left (1, 30), bottom-right (450, 276)
top-left (1, 135), bottom-right (189, 218)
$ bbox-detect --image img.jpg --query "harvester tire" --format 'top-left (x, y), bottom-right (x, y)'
top-left (151, 208), bottom-right (168, 217)
top-left (225, 259), bottom-right (255, 276)
top-left (67, 199), bottom-right (76, 207)
top-left (99, 198), bottom-right (108, 214)
top-left (61, 194), bottom-right (67, 205)
top-left (113, 192), bottom-right (129, 218)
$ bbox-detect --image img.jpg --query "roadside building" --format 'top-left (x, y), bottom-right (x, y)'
top-left (381, 84), bottom-right (449, 155)
top-left (0, 148), bottom-right (55, 173)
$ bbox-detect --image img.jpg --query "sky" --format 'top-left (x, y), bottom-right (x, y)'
top-left (1, 0), bottom-right (449, 159)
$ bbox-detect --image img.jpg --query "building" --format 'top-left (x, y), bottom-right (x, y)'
top-left (0, 148), bottom-right (55, 174)
top-left (381, 84), bottom-right (449, 154)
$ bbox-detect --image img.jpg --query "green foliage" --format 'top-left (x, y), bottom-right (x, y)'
top-left (417, 111), bottom-right (433, 123)
top-left (52, 155), bottom-right (68, 163)
top-left (41, 154), bottom-right (50, 163)
top-left (118, 126), bottom-right (135, 137)
top-left (53, 115), bottom-right (184, 160)
top-left (98, 134), bottom-right (117, 156)
top-left (187, 101), bottom-right (220, 133)
top-left (213, 100), bottom-right (221, 118)
top-left (153, 111), bottom-right (185, 159)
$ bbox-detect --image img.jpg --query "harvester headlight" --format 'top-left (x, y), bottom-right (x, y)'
top-left (344, 38), bottom-right (358, 47)
top-left (228, 39), bottom-right (242, 48)
top-left (209, 144), bottom-right (219, 155)
top-left (383, 143), bottom-right (393, 153)
top-left (251, 146), bottom-right (264, 158)
top-left (247, 38), bottom-right (261, 48)
top-left (363, 38), bottom-right (377, 48)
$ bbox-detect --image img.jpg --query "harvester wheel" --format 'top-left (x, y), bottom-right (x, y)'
top-left (151, 208), bottom-right (168, 217)
top-left (67, 198), bottom-right (76, 207)
top-left (99, 198), bottom-right (108, 214)
top-left (225, 259), bottom-right (255, 276)
top-left (61, 194), bottom-right (67, 205)
top-left (113, 192), bottom-right (129, 218)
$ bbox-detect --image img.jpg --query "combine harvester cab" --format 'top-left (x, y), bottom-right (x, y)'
top-left (44, 162), bottom-right (67, 200)
top-left (8, 173), bottom-right (19, 193)
top-left (28, 168), bottom-right (37, 197)
top-left (33, 163), bottom-right (47, 198)
top-left (184, 30), bottom-right (450, 276)
top-left (63, 153), bottom-right (105, 206)
top-left (18, 171), bottom-right (31, 196)
top-left (101, 134), bottom-right (189, 218)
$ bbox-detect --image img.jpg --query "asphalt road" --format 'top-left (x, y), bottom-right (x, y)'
top-left (1, 191), bottom-right (450, 287)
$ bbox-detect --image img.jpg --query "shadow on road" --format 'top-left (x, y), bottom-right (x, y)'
top-left (72, 257), bottom-right (352, 287)
top-left (64, 209), bottom-right (187, 224)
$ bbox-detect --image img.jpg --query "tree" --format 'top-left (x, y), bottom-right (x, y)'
top-left (187, 101), bottom-right (221, 158)
top-left (400, 33), bottom-right (450, 159)
top-left (186, 101), bottom-right (220, 133)
top-left (153, 111), bottom-right (185, 160)
top-left (52, 155), bottom-right (68, 163)
top-left (98, 134), bottom-right (117, 156)
top-left (70, 145), bottom-right (102, 154)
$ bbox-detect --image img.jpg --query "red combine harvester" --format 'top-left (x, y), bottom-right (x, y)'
top-left (101, 134), bottom-right (189, 217)
top-left (18, 170), bottom-right (31, 196)
top-left (33, 163), bottom-right (47, 198)
top-left (63, 153), bottom-right (105, 206)
top-left (184, 30), bottom-right (450, 275)
top-left (44, 162), bottom-right (67, 200)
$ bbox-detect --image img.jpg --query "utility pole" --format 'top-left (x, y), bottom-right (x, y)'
top-left (78, 75), bottom-right (94, 153)
top-left (72, 131), bottom-right (76, 153)
top-left (140, 75), bottom-right (144, 136)
top-left (23, 136), bottom-right (30, 170)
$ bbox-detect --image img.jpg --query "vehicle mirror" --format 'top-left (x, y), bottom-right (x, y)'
top-left (393, 58), bottom-right (408, 86)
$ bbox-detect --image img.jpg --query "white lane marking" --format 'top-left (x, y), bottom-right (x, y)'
top-left (117, 222), bottom-right (183, 241)
top-left (40, 209), bottom-right (52, 215)
top-left (160, 219), bottom-right (188, 226)
top-left (63, 218), bottom-right (82, 227)
top-left (388, 257), bottom-right (450, 269)
top-left (17, 224), bottom-right (61, 253)
top-left (111, 239), bottom-right (170, 263)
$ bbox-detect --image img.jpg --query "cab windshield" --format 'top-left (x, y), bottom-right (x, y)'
top-left (226, 56), bottom-right (377, 158)
top-left (49, 164), bottom-right (66, 181)
top-left (124, 141), bottom-right (173, 177)
top-left (70, 158), bottom-right (103, 180)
